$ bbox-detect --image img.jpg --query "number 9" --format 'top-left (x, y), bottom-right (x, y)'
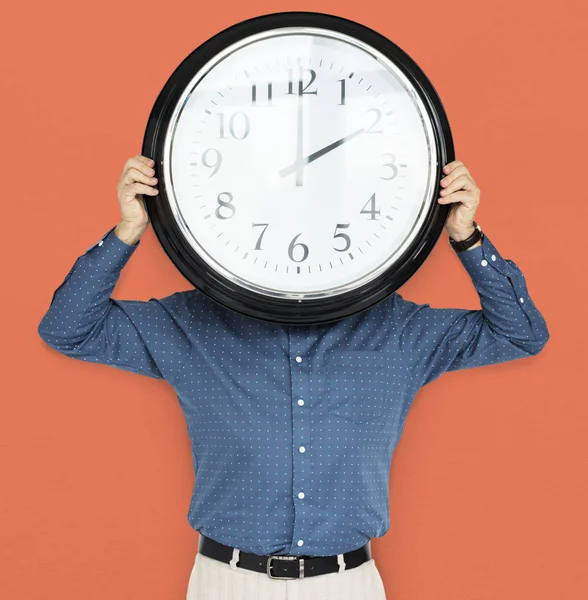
top-left (202, 148), bottom-right (222, 177)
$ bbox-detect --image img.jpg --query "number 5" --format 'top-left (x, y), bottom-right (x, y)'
top-left (333, 223), bottom-right (351, 252)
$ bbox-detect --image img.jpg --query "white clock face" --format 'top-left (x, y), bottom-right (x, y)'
top-left (164, 27), bottom-right (437, 299)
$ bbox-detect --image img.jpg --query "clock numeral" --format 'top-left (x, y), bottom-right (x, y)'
top-left (360, 193), bottom-right (381, 220)
top-left (333, 223), bottom-right (351, 252)
top-left (217, 112), bottom-right (250, 140)
top-left (365, 108), bottom-right (383, 134)
top-left (287, 67), bottom-right (318, 96)
top-left (288, 232), bottom-right (309, 262)
top-left (215, 192), bottom-right (235, 219)
top-left (380, 153), bottom-right (399, 180)
top-left (337, 79), bottom-right (346, 105)
top-left (252, 83), bottom-right (273, 106)
top-left (252, 223), bottom-right (269, 250)
top-left (202, 148), bottom-right (222, 177)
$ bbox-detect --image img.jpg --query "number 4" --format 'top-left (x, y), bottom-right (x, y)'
top-left (360, 193), bottom-right (380, 220)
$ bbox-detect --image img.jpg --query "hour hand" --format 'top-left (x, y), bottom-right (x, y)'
top-left (279, 127), bottom-right (365, 179)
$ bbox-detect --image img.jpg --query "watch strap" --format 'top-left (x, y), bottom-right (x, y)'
top-left (449, 221), bottom-right (484, 252)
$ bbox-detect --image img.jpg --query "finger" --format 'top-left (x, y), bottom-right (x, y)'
top-left (120, 166), bottom-right (158, 188)
top-left (136, 155), bottom-right (155, 167)
top-left (442, 160), bottom-right (463, 174)
top-left (437, 190), bottom-right (476, 204)
top-left (121, 182), bottom-right (159, 199)
top-left (441, 165), bottom-right (473, 188)
top-left (122, 156), bottom-right (155, 178)
top-left (440, 174), bottom-right (476, 196)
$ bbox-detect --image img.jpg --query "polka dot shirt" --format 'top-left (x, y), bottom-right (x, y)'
top-left (37, 226), bottom-right (549, 556)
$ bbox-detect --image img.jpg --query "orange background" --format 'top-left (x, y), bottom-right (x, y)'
top-left (1, 1), bottom-right (587, 598)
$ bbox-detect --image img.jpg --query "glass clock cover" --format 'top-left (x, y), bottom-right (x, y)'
top-left (143, 12), bottom-right (453, 324)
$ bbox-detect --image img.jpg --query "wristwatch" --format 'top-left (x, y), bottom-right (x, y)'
top-left (448, 221), bottom-right (484, 252)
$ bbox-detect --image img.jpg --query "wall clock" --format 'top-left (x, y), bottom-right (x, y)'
top-left (142, 11), bottom-right (454, 325)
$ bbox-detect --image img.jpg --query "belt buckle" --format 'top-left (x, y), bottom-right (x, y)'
top-left (266, 555), bottom-right (305, 579)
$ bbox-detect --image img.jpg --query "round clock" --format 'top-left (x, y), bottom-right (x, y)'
top-left (142, 11), bottom-right (454, 325)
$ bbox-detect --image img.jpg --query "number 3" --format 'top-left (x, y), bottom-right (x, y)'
top-left (380, 153), bottom-right (398, 180)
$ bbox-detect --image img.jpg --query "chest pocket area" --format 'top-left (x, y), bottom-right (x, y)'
top-left (325, 350), bottom-right (391, 424)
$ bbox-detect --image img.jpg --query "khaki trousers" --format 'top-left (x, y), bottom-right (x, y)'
top-left (186, 549), bottom-right (387, 599)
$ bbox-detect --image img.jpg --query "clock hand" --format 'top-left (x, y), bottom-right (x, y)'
top-left (295, 77), bottom-right (304, 186)
top-left (279, 127), bottom-right (365, 179)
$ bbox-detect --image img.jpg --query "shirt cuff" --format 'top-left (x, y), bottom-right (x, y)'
top-left (453, 234), bottom-right (513, 282)
top-left (85, 225), bottom-right (140, 269)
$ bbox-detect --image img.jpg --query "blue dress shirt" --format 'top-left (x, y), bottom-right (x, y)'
top-left (37, 226), bottom-right (549, 557)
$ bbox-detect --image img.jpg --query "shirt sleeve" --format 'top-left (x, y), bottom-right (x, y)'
top-left (37, 226), bottom-right (192, 384)
top-left (395, 233), bottom-right (550, 388)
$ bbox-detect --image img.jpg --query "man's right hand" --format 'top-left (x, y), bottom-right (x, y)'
top-left (114, 155), bottom-right (159, 245)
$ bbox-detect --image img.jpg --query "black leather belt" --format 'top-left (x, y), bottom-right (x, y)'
top-left (198, 534), bottom-right (371, 579)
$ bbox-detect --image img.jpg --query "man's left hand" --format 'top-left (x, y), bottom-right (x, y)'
top-left (438, 160), bottom-right (480, 241)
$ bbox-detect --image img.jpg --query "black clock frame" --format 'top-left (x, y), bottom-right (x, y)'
top-left (142, 11), bottom-right (453, 325)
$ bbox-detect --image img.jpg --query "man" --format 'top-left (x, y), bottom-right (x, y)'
top-left (37, 155), bottom-right (549, 600)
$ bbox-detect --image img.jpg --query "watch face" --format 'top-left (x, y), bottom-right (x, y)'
top-left (143, 12), bottom-right (453, 324)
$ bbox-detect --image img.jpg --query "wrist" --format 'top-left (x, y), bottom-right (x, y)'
top-left (114, 221), bottom-right (147, 246)
top-left (448, 220), bottom-right (484, 252)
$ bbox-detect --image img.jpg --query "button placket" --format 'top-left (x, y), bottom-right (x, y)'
top-left (289, 331), bottom-right (311, 553)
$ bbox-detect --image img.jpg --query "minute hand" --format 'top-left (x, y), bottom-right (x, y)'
top-left (279, 127), bottom-right (365, 178)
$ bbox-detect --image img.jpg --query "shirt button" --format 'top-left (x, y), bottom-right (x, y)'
top-left (98, 240), bottom-right (104, 247)
top-left (295, 356), bottom-right (303, 363)
top-left (298, 492), bottom-right (305, 499)
top-left (519, 297), bottom-right (525, 303)
top-left (481, 259), bottom-right (488, 267)
top-left (299, 445), bottom-right (305, 453)
top-left (297, 540), bottom-right (304, 547)
top-left (297, 399), bottom-right (304, 406)
top-left (491, 254), bottom-right (496, 261)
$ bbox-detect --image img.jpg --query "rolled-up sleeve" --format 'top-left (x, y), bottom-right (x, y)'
top-left (396, 234), bottom-right (550, 388)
